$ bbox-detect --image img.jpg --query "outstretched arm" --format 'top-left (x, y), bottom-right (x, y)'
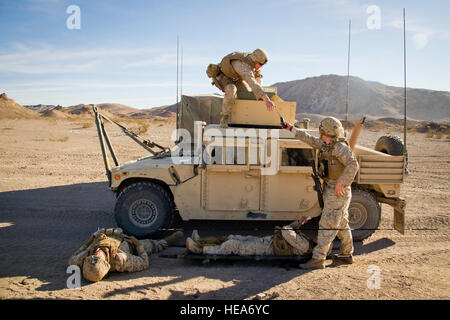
top-left (281, 120), bottom-right (322, 149)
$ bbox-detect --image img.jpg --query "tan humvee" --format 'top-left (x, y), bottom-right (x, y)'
top-left (95, 90), bottom-right (407, 241)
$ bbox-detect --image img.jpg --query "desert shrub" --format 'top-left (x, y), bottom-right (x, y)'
top-left (50, 136), bottom-right (69, 142)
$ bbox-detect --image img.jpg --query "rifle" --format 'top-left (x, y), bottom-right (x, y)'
top-left (311, 160), bottom-right (324, 210)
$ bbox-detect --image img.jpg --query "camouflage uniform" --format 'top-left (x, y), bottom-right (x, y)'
top-left (292, 128), bottom-right (359, 261)
top-left (216, 59), bottom-right (265, 117)
top-left (192, 222), bottom-right (312, 256)
top-left (68, 233), bottom-right (168, 273)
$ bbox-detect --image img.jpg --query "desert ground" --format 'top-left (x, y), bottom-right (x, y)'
top-left (0, 117), bottom-right (449, 300)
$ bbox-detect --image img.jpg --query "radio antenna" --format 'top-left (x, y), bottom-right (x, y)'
top-left (345, 19), bottom-right (351, 134)
top-left (403, 8), bottom-right (408, 157)
top-left (180, 43), bottom-right (183, 124)
top-left (176, 35), bottom-right (180, 131)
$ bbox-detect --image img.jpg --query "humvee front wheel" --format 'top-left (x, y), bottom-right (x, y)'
top-left (114, 182), bottom-right (174, 239)
top-left (349, 187), bottom-right (381, 241)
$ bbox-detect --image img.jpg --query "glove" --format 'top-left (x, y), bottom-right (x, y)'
top-left (281, 118), bottom-right (293, 131)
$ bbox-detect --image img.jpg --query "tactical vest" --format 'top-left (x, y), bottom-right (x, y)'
top-left (88, 228), bottom-right (125, 271)
top-left (318, 139), bottom-right (349, 181)
top-left (273, 227), bottom-right (294, 256)
top-left (219, 52), bottom-right (256, 80)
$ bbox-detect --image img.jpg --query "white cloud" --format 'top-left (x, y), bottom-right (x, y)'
top-left (6, 80), bottom-right (208, 92)
top-left (386, 18), bottom-right (450, 50)
top-left (0, 44), bottom-right (161, 74)
top-left (412, 33), bottom-right (429, 50)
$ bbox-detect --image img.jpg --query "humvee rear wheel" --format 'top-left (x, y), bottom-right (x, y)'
top-left (349, 187), bottom-right (381, 241)
top-left (114, 182), bottom-right (174, 239)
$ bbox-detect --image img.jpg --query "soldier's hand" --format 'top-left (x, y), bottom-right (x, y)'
top-left (262, 94), bottom-right (276, 112)
top-left (359, 117), bottom-right (366, 125)
top-left (281, 120), bottom-right (293, 131)
top-left (265, 99), bottom-right (276, 112)
top-left (334, 182), bottom-right (345, 196)
top-left (125, 236), bottom-right (142, 247)
top-left (298, 216), bottom-right (311, 225)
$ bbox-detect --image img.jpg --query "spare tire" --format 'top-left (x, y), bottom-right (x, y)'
top-left (375, 135), bottom-right (404, 156)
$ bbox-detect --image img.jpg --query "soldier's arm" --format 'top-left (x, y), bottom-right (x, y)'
top-left (68, 234), bottom-right (95, 266)
top-left (335, 143), bottom-right (359, 186)
top-left (291, 127), bottom-right (323, 149)
top-left (68, 246), bottom-right (91, 267)
top-left (119, 245), bottom-right (149, 272)
top-left (232, 60), bottom-right (266, 100)
top-left (140, 239), bottom-right (168, 255)
top-left (254, 68), bottom-right (263, 84)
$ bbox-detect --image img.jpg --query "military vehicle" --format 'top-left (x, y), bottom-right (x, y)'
top-left (93, 88), bottom-right (407, 241)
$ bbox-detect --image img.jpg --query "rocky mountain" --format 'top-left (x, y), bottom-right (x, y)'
top-left (272, 74), bottom-right (450, 122)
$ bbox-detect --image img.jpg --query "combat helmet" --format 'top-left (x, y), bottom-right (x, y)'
top-left (319, 117), bottom-right (345, 138)
top-left (82, 254), bottom-right (110, 282)
top-left (251, 48), bottom-right (269, 65)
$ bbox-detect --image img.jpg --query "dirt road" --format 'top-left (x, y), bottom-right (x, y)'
top-left (0, 119), bottom-right (448, 300)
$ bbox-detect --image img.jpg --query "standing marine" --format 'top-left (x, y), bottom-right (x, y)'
top-left (206, 48), bottom-right (276, 128)
top-left (281, 117), bottom-right (360, 269)
top-left (68, 228), bottom-right (183, 282)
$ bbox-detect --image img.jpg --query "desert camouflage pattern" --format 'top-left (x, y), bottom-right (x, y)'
top-left (68, 235), bottom-right (168, 273)
top-left (293, 129), bottom-right (359, 186)
top-left (201, 224), bottom-right (311, 256)
top-left (292, 127), bottom-right (359, 260)
top-left (216, 59), bottom-right (265, 117)
top-left (313, 183), bottom-right (354, 260)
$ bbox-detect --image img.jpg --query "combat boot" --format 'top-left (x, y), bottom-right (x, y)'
top-left (220, 115), bottom-right (230, 128)
top-left (163, 231), bottom-right (184, 246)
top-left (299, 258), bottom-right (325, 270)
top-left (332, 254), bottom-right (353, 265)
top-left (186, 237), bottom-right (202, 254)
top-left (191, 229), bottom-right (200, 242)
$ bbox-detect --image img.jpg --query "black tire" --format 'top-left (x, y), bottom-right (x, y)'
top-left (375, 135), bottom-right (404, 156)
top-left (349, 187), bottom-right (381, 241)
top-left (114, 182), bottom-right (174, 239)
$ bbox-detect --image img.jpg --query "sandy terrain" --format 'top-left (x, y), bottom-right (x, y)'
top-left (0, 118), bottom-right (449, 300)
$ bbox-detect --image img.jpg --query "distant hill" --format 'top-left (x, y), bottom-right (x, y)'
top-left (16, 74), bottom-right (450, 123)
top-left (65, 105), bottom-right (116, 119)
top-left (0, 93), bottom-right (40, 119)
top-left (41, 105), bottom-right (70, 119)
top-left (23, 104), bottom-right (56, 113)
top-left (272, 74), bottom-right (450, 121)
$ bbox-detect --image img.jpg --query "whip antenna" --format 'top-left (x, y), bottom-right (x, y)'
top-left (176, 35), bottom-right (180, 131)
top-left (403, 8), bottom-right (408, 157)
top-left (345, 19), bottom-right (351, 134)
top-left (180, 43), bottom-right (183, 126)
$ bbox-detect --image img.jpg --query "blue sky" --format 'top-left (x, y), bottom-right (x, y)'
top-left (0, 0), bottom-right (449, 108)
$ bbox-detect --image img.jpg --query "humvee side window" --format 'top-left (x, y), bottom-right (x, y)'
top-left (207, 145), bottom-right (261, 165)
top-left (281, 148), bottom-right (314, 166)
top-left (209, 147), bottom-right (223, 164)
